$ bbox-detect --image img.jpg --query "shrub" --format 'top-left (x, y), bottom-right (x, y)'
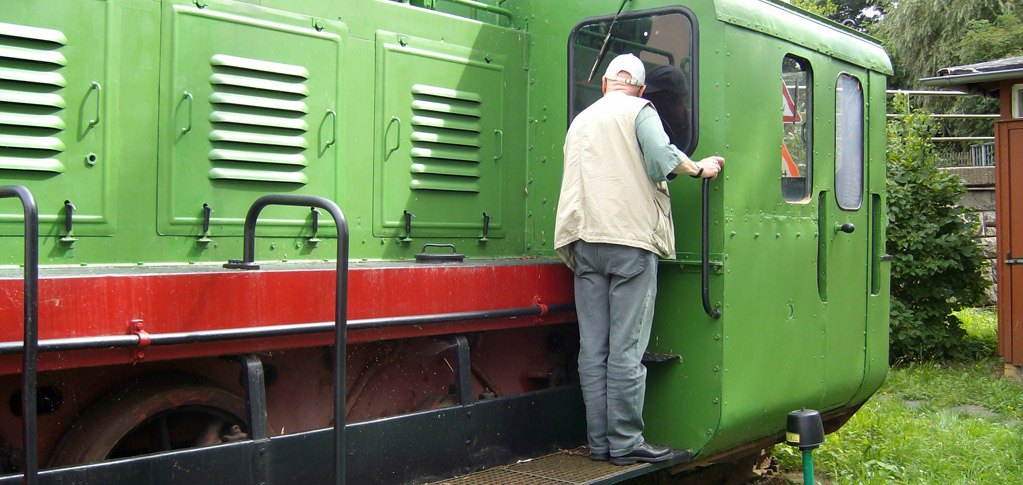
top-left (886, 95), bottom-right (990, 361)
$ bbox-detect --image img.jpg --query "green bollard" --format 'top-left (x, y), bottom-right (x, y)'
top-left (786, 408), bottom-right (824, 485)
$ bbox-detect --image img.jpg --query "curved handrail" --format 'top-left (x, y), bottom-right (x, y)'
top-left (0, 185), bottom-right (39, 485)
top-left (701, 179), bottom-right (721, 319)
top-left (441, 0), bottom-right (513, 22)
top-left (225, 194), bottom-right (349, 485)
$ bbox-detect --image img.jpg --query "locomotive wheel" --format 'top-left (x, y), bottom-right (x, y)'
top-left (48, 376), bottom-right (248, 467)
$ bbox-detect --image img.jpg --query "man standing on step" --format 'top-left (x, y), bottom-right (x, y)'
top-left (554, 53), bottom-right (725, 466)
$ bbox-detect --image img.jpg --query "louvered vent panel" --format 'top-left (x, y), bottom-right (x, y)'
top-left (0, 21), bottom-right (67, 173)
top-left (408, 83), bottom-right (481, 192)
top-left (207, 54), bottom-right (310, 184)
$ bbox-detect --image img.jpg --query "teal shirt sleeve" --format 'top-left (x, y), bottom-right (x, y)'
top-left (635, 105), bottom-right (688, 182)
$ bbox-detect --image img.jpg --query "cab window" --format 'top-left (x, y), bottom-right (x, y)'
top-left (569, 8), bottom-right (698, 155)
top-left (782, 55), bottom-right (812, 203)
top-left (835, 73), bottom-right (864, 210)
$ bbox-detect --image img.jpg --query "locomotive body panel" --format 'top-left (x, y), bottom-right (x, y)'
top-left (0, 0), bottom-right (890, 482)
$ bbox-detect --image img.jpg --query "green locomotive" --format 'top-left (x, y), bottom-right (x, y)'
top-left (0, 0), bottom-right (890, 483)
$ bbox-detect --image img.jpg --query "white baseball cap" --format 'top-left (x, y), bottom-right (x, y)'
top-left (604, 53), bottom-right (646, 86)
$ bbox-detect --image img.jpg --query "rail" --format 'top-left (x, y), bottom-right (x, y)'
top-left (576, 28), bottom-right (676, 66)
top-left (0, 303), bottom-right (576, 354)
top-left (0, 185), bottom-right (39, 485)
top-left (225, 194), bottom-right (350, 485)
top-left (701, 179), bottom-right (721, 319)
top-left (886, 89), bottom-right (996, 143)
top-left (444, 0), bottom-right (513, 21)
top-left (402, 0), bottom-right (513, 23)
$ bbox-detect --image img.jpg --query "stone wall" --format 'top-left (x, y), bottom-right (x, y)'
top-left (942, 166), bottom-right (997, 305)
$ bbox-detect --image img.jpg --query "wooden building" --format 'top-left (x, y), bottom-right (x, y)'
top-left (923, 56), bottom-right (1023, 378)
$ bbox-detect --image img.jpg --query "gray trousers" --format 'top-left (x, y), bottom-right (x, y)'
top-left (571, 240), bottom-right (658, 456)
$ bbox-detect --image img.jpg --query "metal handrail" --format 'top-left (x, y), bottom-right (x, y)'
top-left (225, 194), bottom-right (349, 485)
top-left (439, 0), bottom-right (513, 21)
top-left (0, 303), bottom-right (576, 355)
top-left (0, 185), bottom-right (39, 485)
top-left (885, 89), bottom-right (997, 144)
top-left (701, 179), bottom-right (721, 319)
top-left (886, 89), bottom-right (969, 97)
top-left (885, 113), bottom-right (998, 119)
top-left (576, 28), bottom-right (676, 66)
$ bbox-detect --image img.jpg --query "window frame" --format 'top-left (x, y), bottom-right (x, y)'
top-left (834, 72), bottom-right (864, 211)
top-left (781, 53), bottom-right (814, 204)
top-left (566, 6), bottom-right (700, 155)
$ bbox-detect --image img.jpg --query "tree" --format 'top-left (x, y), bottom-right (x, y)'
top-left (959, 14), bottom-right (1023, 68)
top-left (790, 0), bottom-right (876, 29)
top-left (830, 0), bottom-right (871, 27)
top-left (791, 0), bottom-right (838, 17)
top-left (871, 0), bottom-right (1021, 89)
top-left (870, 1), bottom-right (1020, 140)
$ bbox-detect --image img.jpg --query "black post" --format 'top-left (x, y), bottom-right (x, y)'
top-left (225, 194), bottom-right (349, 485)
top-left (0, 186), bottom-right (39, 485)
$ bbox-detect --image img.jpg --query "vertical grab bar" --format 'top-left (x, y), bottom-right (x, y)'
top-left (701, 179), bottom-right (721, 319)
top-left (0, 185), bottom-right (39, 485)
top-left (224, 194), bottom-right (349, 485)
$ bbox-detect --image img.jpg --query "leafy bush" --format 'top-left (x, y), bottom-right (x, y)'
top-left (886, 96), bottom-right (990, 361)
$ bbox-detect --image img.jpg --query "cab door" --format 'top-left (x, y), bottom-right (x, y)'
top-left (820, 73), bottom-right (869, 407)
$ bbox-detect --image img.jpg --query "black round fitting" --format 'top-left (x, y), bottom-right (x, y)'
top-left (786, 408), bottom-right (824, 451)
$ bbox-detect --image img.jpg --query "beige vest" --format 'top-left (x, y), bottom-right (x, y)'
top-left (554, 92), bottom-right (676, 269)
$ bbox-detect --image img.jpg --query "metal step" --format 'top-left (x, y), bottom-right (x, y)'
top-left (430, 447), bottom-right (693, 485)
top-left (641, 352), bottom-right (681, 363)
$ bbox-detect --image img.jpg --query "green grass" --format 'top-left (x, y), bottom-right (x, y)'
top-left (774, 308), bottom-right (1023, 484)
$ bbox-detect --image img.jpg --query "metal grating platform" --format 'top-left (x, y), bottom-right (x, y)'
top-left (430, 447), bottom-right (692, 485)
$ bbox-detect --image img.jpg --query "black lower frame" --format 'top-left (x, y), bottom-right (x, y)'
top-left (0, 386), bottom-right (586, 485)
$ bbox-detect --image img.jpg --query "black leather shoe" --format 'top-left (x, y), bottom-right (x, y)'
top-left (590, 451), bottom-right (610, 462)
top-left (609, 442), bottom-right (672, 466)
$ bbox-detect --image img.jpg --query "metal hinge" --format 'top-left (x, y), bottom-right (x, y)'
top-left (1006, 253), bottom-right (1023, 265)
